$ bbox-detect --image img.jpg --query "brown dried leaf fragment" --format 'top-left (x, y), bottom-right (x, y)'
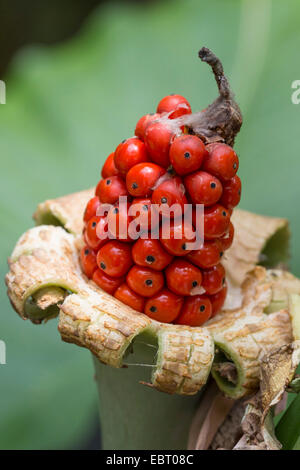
top-left (214, 361), bottom-right (238, 385)
top-left (233, 341), bottom-right (300, 450)
top-left (181, 47), bottom-right (242, 146)
top-left (210, 400), bottom-right (246, 450)
top-left (260, 343), bottom-right (295, 419)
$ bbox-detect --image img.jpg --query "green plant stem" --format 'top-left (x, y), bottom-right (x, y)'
top-left (275, 394), bottom-right (300, 450)
top-left (92, 341), bottom-right (201, 450)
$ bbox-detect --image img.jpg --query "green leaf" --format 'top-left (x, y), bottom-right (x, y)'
top-left (1, 0), bottom-right (300, 448)
top-left (287, 376), bottom-right (300, 393)
top-left (276, 394), bottom-right (300, 450)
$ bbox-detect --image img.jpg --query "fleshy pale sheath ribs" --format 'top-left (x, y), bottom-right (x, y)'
top-left (6, 188), bottom-right (300, 399)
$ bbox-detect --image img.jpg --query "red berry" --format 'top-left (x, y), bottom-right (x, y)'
top-left (219, 222), bottom-right (234, 251)
top-left (202, 263), bottom-right (226, 295)
top-left (160, 220), bottom-right (196, 256)
top-left (101, 152), bottom-right (120, 179)
top-left (152, 176), bottom-right (187, 218)
top-left (203, 143), bottom-right (239, 181)
top-left (126, 162), bottom-right (166, 197)
top-left (80, 246), bottom-right (98, 279)
top-left (210, 283), bottom-right (227, 317)
top-left (83, 92), bottom-right (239, 328)
top-left (106, 202), bottom-right (134, 242)
top-left (114, 283), bottom-right (145, 312)
top-left (144, 289), bottom-right (183, 323)
top-left (83, 197), bottom-right (101, 225)
top-left (176, 295), bottom-right (212, 326)
top-left (169, 135), bottom-right (207, 175)
top-left (126, 266), bottom-right (164, 297)
top-left (157, 94), bottom-right (191, 119)
top-left (144, 121), bottom-right (174, 167)
top-left (165, 259), bottom-right (203, 296)
top-left (219, 175), bottom-right (241, 209)
top-left (96, 241), bottom-right (133, 278)
top-left (135, 113), bottom-right (160, 141)
top-left (95, 176), bottom-right (129, 205)
top-left (92, 269), bottom-right (124, 295)
top-left (184, 171), bottom-right (223, 206)
top-left (187, 239), bottom-right (223, 269)
top-left (84, 216), bottom-right (108, 251)
top-left (202, 204), bottom-right (231, 239)
top-left (132, 238), bottom-right (173, 271)
top-left (130, 198), bottom-right (155, 232)
top-left (114, 137), bottom-right (150, 176)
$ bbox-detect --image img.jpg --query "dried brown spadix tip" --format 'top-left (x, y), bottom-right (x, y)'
top-left (177, 47), bottom-right (243, 146)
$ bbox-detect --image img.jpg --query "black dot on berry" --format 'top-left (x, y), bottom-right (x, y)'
top-left (146, 255), bottom-right (155, 264)
top-left (106, 179), bottom-right (111, 185)
top-left (92, 222), bottom-right (97, 228)
top-left (161, 197), bottom-right (167, 204)
top-left (233, 163), bottom-right (237, 169)
top-left (192, 281), bottom-right (198, 288)
top-left (114, 208), bottom-right (119, 214)
top-left (184, 152), bottom-right (190, 159)
top-left (145, 279), bottom-right (153, 286)
top-left (100, 262), bottom-right (106, 270)
top-left (132, 183), bottom-right (138, 189)
top-left (200, 305), bottom-right (206, 312)
top-left (222, 277), bottom-right (225, 284)
top-left (210, 182), bottom-right (216, 189)
top-left (220, 251), bottom-right (224, 257)
top-left (84, 249), bottom-right (89, 255)
top-left (142, 205), bottom-right (148, 211)
top-left (222, 211), bottom-right (227, 217)
top-left (150, 306), bottom-right (157, 313)
top-left (122, 139), bottom-right (126, 143)
top-left (182, 243), bottom-right (187, 251)
top-left (238, 190), bottom-right (241, 195)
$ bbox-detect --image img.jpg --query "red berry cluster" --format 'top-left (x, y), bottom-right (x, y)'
top-left (81, 94), bottom-right (241, 326)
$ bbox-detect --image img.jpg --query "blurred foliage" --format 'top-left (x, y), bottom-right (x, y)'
top-left (0, 0), bottom-right (101, 75)
top-left (0, 0), bottom-right (300, 449)
top-left (0, 0), bottom-right (148, 76)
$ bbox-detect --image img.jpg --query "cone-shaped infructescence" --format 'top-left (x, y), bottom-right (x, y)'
top-left (5, 48), bottom-right (298, 398)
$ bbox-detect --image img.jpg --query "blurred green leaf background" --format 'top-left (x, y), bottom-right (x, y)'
top-left (0, 0), bottom-right (300, 449)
